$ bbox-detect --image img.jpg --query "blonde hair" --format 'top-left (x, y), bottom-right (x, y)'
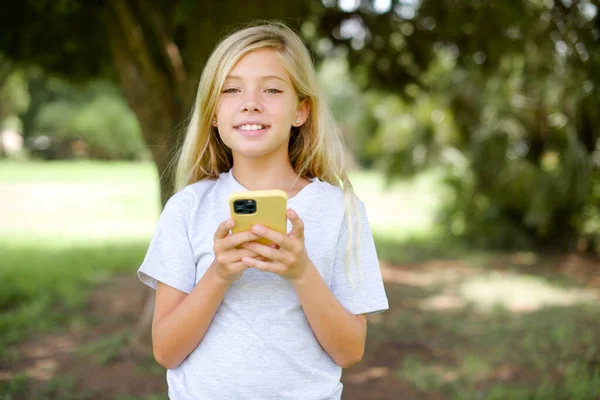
top-left (174, 21), bottom-right (362, 284)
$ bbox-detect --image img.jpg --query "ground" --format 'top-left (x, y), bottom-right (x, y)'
top-left (1, 162), bottom-right (598, 399)
top-left (7, 266), bottom-right (435, 400)
top-left (5, 253), bottom-right (600, 400)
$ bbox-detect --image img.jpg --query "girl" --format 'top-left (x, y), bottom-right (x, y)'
top-left (138, 22), bottom-right (389, 400)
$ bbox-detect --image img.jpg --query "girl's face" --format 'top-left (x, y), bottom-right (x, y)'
top-left (214, 48), bottom-right (309, 161)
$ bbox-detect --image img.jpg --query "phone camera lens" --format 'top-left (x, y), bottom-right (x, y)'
top-left (234, 199), bottom-right (256, 214)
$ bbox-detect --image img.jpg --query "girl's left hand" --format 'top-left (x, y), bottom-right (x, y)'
top-left (241, 209), bottom-right (310, 281)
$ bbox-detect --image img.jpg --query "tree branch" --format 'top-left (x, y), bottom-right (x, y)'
top-left (138, 0), bottom-right (189, 105)
top-left (108, 0), bottom-right (173, 115)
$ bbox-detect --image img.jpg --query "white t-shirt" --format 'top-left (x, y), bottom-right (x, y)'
top-left (138, 170), bottom-right (389, 400)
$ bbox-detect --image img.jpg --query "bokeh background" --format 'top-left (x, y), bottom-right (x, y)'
top-left (1, 1), bottom-right (599, 399)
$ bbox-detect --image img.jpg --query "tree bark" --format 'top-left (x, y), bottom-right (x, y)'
top-left (106, 0), bottom-right (183, 352)
top-left (103, 0), bottom-right (307, 352)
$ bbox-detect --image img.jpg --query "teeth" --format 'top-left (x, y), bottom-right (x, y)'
top-left (239, 124), bottom-right (264, 131)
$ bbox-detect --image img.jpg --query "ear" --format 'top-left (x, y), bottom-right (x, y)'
top-left (294, 100), bottom-right (311, 127)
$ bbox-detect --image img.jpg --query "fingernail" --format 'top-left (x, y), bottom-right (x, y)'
top-left (251, 225), bottom-right (261, 234)
top-left (228, 219), bottom-right (234, 228)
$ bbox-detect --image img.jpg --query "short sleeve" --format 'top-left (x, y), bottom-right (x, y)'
top-left (330, 199), bottom-right (389, 315)
top-left (137, 190), bottom-right (196, 294)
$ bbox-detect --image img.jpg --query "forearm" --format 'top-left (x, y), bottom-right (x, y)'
top-left (152, 263), bottom-right (231, 369)
top-left (292, 263), bottom-right (366, 368)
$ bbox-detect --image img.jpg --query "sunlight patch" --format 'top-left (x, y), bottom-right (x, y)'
top-left (458, 272), bottom-right (599, 312)
top-left (420, 294), bottom-right (465, 310)
top-left (345, 366), bottom-right (390, 384)
top-left (380, 261), bottom-right (472, 286)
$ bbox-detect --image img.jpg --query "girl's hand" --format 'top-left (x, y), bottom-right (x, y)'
top-left (212, 219), bottom-right (263, 283)
top-left (241, 209), bottom-right (310, 281)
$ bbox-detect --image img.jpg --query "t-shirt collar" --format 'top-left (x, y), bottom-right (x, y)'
top-left (221, 169), bottom-right (320, 203)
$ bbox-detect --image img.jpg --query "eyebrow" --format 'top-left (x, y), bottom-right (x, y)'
top-left (225, 75), bottom-right (286, 82)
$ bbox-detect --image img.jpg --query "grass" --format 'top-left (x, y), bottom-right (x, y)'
top-left (0, 160), bottom-right (422, 359)
top-left (76, 331), bottom-right (131, 365)
top-left (0, 159), bottom-right (158, 184)
top-left (366, 257), bottom-right (600, 399)
top-left (349, 168), bottom-right (442, 240)
top-left (1, 160), bottom-right (599, 400)
top-left (0, 374), bottom-right (96, 400)
top-left (0, 239), bottom-right (149, 362)
top-left (0, 160), bottom-right (428, 369)
top-left (0, 161), bottom-right (160, 364)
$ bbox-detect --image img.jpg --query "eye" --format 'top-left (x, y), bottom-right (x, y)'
top-left (222, 88), bottom-right (239, 93)
top-left (265, 88), bottom-right (283, 94)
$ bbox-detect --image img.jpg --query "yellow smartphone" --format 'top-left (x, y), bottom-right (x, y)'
top-left (229, 189), bottom-right (288, 245)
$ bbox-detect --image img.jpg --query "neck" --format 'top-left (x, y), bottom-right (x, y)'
top-left (231, 151), bottom-right (299, 191)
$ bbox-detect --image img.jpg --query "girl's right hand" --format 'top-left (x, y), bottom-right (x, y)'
top-left (211, 219), bottom-right (262, 283)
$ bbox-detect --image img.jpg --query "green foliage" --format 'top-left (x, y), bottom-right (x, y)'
top-left (0, 71), bottom-right (29, 123)
top-left (33, 81), bottom-right (147, 160)
top-left (434, 51), bottom-right (599, 248)
top-left (72, 94), bottom-right (143, 155)
top-left (320, 1), bottom-right (600, 249)
top-left (581, 169), bottom-right (600, 244)
top-left (0, 1), bottom-right (111, 81)
top-left (2, 0), bottom-right (598, 248)
top-left (34, 100), bottom-right (77, 135)
top-left (318, 58), bottom-right (379, 167)
top-left (0, 55), bottom-right (29, 127)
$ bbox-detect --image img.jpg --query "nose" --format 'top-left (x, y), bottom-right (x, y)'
top-left (241, 91), bottom-right (263, 113)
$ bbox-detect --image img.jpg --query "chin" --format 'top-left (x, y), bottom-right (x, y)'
top-left (232, 143), bottom-right (288, 159)
top-left (231, 138), bottom-right (289, 158)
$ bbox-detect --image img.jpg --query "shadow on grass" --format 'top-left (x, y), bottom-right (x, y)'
top-left (374, 233), bottom-right (480, 266)
top-left (0, 239), bottom-right (149, 362)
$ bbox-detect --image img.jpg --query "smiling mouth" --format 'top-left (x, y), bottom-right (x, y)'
top-left (235, 124), bottom-right (269, 131)
top-left (234, 124), bottom-right (270, 137)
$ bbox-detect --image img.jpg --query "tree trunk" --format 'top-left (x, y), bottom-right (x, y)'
top-left (105, 0), bottom-right (185, 353)
top-left (104, 0), bottom-right (307, 353)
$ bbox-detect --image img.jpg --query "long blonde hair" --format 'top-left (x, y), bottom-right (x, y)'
top-left (174, 21), bottom-right (362, 284)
